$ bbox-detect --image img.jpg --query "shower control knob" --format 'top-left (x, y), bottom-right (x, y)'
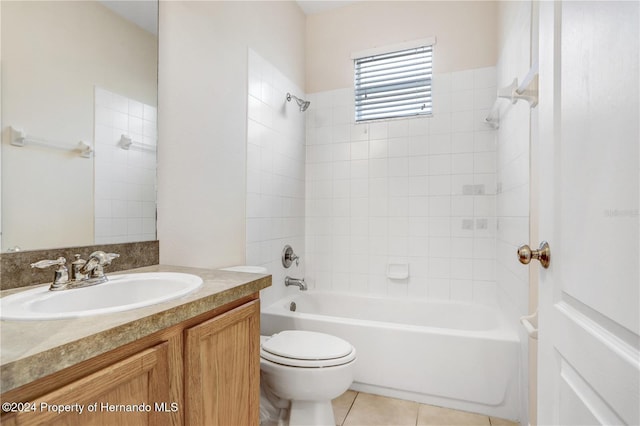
top-left (282, 245), bottom-right (299, 268)
top-left (517, 241), bottom-right (550, 269)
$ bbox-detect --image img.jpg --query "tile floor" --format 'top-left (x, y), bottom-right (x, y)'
top-left (332, 391), bottom-right (520, 426)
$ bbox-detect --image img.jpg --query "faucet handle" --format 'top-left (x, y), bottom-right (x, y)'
top-left (31, 257), bottom-right (69, 289)
top-left (80, 251), bottom-right (119, 280)
top-left (86, 251), bottom-right (119, 266)
top-left (31, 257), bottom-right (66, 269)
top-left (282, 245), bottom-right (300, 268)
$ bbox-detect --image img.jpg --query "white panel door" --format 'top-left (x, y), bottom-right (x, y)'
top-left (536, 1), bottom-right (640, 425)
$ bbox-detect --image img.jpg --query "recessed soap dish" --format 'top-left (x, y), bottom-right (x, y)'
top-left (387, 263), bottom-right (409, 280)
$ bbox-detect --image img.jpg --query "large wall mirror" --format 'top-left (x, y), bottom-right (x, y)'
top-left (1, 0), bottom-right (158, 253)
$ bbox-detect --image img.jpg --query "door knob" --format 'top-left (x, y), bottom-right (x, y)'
top-left (517, 241), bottom-right (550, 268)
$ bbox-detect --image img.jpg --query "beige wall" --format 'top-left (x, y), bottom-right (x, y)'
top-left (305, 1), bottom-right (498, 93)
top-left (1, 1), bottom-right (157, 251)
top-left (157, 1), bottom-right (305, 269)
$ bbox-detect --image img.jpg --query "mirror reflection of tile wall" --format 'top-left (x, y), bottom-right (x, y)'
top-left (94, 87), bottom-right (157, 244)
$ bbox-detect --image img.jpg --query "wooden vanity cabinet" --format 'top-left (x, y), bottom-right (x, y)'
top-left (184, 298), bottom-right (260, 425)
top-left (2, 343), bottom-right (172, 426)
top-left (1, 295), bottom-right (260, 426)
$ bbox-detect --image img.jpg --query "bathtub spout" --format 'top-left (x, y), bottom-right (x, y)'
top-left (285, 276), bottom-right (307, 291)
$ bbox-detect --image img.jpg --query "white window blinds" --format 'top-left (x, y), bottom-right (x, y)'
top-left (354, 44), bottom-right (433, 122)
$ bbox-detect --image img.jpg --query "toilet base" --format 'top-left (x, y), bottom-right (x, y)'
top-left (289, 400), bottom-right (335, 426)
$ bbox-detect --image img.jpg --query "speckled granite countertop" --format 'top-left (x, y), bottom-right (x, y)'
top-left (0, 264), bottom-right (271, 393)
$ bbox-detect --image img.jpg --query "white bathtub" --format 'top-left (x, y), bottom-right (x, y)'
top-left (261, 291), bottom-right (520, 420)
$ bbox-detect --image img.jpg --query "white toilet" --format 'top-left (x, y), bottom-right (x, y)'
top-left (260, 330), bottom-right (357, 426)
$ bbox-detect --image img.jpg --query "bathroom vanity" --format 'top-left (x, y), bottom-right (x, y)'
top-left (0, 265), bottom-right (270, 425)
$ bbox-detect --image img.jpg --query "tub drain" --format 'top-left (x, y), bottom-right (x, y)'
top-left (289, 302), bottom-right (297, 312)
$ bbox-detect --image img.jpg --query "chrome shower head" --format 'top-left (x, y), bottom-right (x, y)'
top-left (286, 92), bottom-right (311, 112)
top-left (299, 99), bottom-right (311, 112)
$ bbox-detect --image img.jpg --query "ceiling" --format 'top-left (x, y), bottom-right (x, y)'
top-left (296, 0), bottom-right (357, 15)
top-left (98, 0), bottom-right (158, 36)
top-left (97, 1), bottom-right (353, 32)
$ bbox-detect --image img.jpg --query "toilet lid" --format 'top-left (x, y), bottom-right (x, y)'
top-left (260, 330), bottom-right (355, 367)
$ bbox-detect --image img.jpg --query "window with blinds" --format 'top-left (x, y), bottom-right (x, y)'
top-left (354, 44), bottom-right (433, 122)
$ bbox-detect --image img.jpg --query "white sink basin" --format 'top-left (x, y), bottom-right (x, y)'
top-left (0, 272), bottom-right (203, 321)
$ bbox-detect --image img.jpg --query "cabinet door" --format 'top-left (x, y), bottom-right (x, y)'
top-left (3, 342), bottom-right (172, 426)
top-left (184, 299), bottom-right (260, 426)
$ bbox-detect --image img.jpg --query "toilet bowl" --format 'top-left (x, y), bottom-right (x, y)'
top-left (260, 330), bottom-right (356, 426)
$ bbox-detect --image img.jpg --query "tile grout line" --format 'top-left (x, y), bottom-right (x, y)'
top-left (341, 391), bottom-right (360, 426)
top-left (338, 391), bottom-right (515, 426)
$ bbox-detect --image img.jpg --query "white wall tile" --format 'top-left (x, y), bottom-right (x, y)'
top-left (351, 141), bottom-right (369, 159)
top-left (429, 196), bottom-right (451, 217)
top-left (428, 278), bottom-right (451, 299)
top-left (388, 197), bottom-right (409, 217)
top-left (388, 138), bottom-right (409, 157)
top-left (408, 176), bottom-right (428, 197)
top-left (409, 217), bottom-right (428, 237)
top-left (369, 122), bottom-right (388, 140)
top-left (429, 113), bottom-right (452, 134)
top-left (429, 154), bottom-right (452, 175)
top-left (451, 69), bottom-right (475, 91)
top-left (246, 50), bottom-right (306, 305)
top-left (473, 280), bottom-right (497, 305)
top-left (452, 153), bottom-right (474, 174)
top-left (452, 111), bottom-right (475, 132)
top-left (474, 152), bottom-right (497, 173)
top-left (351, 160), bottom-right (369, 179)
top-left (409, 136), bottom-right (429, 156)
top-left (429, 175), bottom-right (451, 195)
top-left (408, 117), bottom-right (429, 136)
top-left (388, 157), bottom-right (409, 177)
top-left (432, 72), bottom-right (452, 94)
top-left (429, 133), bottom-right (451, 154)
top-left (452, 132), bottom-right (474, 153)
top-left (473, 66), bottom-right (497, 89)
top-left (388, 177), bottom-right (409, 197)
top-left (451, 90), bottom-right (475, 112)
top-left (369, 139), bottom-right (388, 158)
top-left (474, 87), bottom-right (496, 110)
top-left (408, 196), bottom-right (428, 217)
top-left (408, 156), bottom-right (428, 176)
top-left (429, 236), bottom-right (451, 257)
top-left (332, 143), bottom-right (350, 161)
top-left (304, 66), bottom-right (498, 303)
top-left (450, 279), bottom-right (473, 301)
top-left (369, 159), bottom-right (388, 179)
top-left (451, 258), bottom-right (473, 279)
top-left (94, 87), bottom-right (157, 244)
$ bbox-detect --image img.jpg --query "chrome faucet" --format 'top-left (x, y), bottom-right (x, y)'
top-left (31, 251), bottom-right (120, 291)
top-left (285, 276), bottom-right (307, 291)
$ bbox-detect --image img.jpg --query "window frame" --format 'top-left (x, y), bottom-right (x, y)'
top-left (352, 37), bottom-right (436, 123)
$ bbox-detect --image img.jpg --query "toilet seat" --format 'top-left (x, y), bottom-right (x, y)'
top-left (261, 330), bottom-right (356, 368)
